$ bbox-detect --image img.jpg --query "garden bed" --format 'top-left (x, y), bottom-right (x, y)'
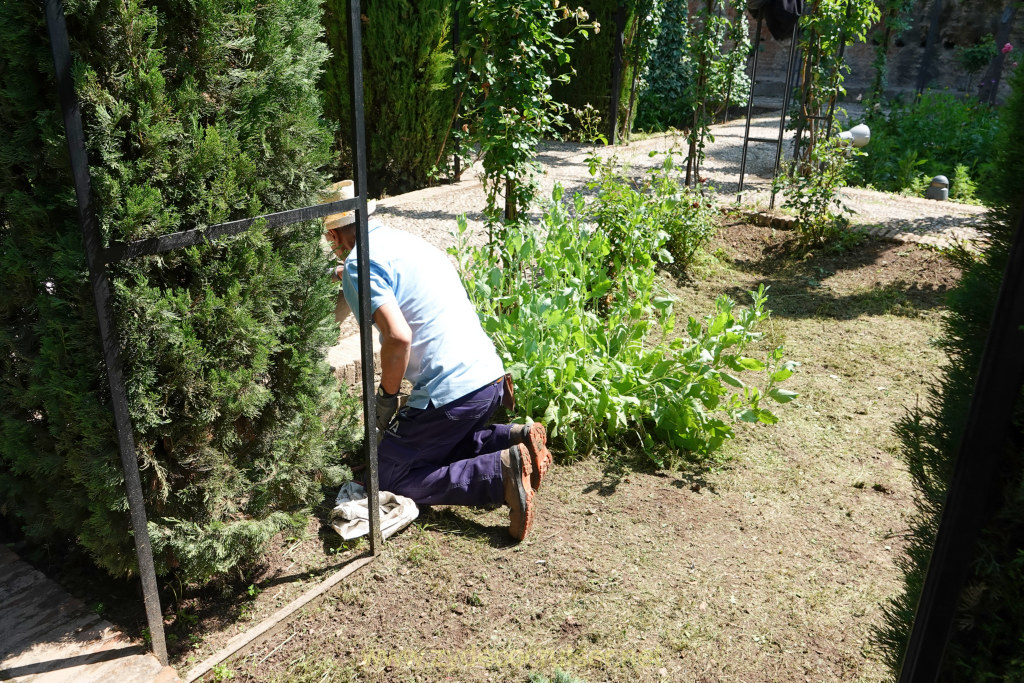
top-left (5, 218), bottom-right (960, 682)
top-left (146, 220), bottom-right (955, 682)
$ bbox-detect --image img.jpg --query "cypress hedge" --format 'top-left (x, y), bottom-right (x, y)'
top-left (551, 0), bottom-right (650, 140)
top-left (0, 0), bottom-right (353, 582)
top-left (322, 0), bottom-right (454, 196)
top-left (876, 63), bottom-right (1024, 677)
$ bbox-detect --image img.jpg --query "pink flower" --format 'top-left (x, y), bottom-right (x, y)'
top-left (1002, 43), bottom-right (1013, 54)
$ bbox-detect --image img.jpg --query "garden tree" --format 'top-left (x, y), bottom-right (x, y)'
top-left (633, 0), bottom-right (750, 141)
top-left (954, 34), bottom-right (998, 93)
top-left (682, 0), bottom-right (751, 185)
top-left (0, 0), bottom-right (353, 582)
top-left (456, 0), bottom-right (592, 238)
top-left (549, 0), bottom-right (661, 142)
top-left (876, 61), bottom-right (1024, 678)
top-left (322, 0), bottom-right (454, 196)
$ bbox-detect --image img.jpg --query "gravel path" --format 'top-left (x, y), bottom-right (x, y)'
top-left (374, 106), bottom-right (988, 253)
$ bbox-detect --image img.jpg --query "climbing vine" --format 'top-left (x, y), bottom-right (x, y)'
top-left (456, 0), bottom-right (594, 246)
top-left (792, 0), bottom-right (879, 165)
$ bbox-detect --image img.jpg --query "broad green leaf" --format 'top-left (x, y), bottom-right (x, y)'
top-left (768, 388), bottom-right (798, 403)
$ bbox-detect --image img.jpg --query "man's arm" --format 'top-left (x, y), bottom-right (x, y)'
top-left (372, 301), bottom-right (411, 395)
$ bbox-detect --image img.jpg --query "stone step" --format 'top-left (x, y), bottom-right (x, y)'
top-left (0, 546), bottom-right (178, 682)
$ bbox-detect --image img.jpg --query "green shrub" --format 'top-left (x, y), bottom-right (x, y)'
top-left (587, 153), bottom-right (718, 270)
top-left (450, 180), bottom-right (795, 465)
top-left (779, 137), bottom-right (856, 246)
top-left (876, 55), bottom-right (1024, 679)
top-left (848, 92), bottom-right (1000, 199)
top-left (322, 0), bottom-right (454, 196)
top-left (950, 163), bottom-right (978, 203)
top-left (0, 0), bottom-right (353, 582)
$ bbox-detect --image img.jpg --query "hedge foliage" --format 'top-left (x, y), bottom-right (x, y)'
top-left (0, 0), bottom-right (353, 582)
top-left (551, 0), bottom-right (651, 140)
top-left (876, 64), bottom-right (1024, 677)
top-left (322, 0), bottom-right (454, 196)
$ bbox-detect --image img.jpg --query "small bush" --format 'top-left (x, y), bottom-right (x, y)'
top-left (779, 137), bottom-right (855, 246)
top-left (950, 163), bottom-right (979, 203)
top-left (587, 153), bottom-right (718, 271)
top-left (450, 180), bottom-right (796, 465)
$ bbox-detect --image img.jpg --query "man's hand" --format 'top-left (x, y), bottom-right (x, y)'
top-left (375, 384), bottom-right (399, 434)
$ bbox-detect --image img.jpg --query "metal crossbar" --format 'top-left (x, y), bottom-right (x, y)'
top-left (736, 11), bottom-right (801, 208)
top-left (103, 198), bottom-right (359, 263)
top-left (44, 0), bottom-right (381, 666)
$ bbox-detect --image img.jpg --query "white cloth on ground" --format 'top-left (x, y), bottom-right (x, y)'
top-left (330, 481), bottom-right (419, 540)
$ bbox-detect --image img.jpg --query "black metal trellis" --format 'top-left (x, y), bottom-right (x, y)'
top-left (44, 0), bottom-right (381, 666)
top-left (899, 206), bottom-right (1024, 680)
top-left (736, 9), bottom-right (801, 207)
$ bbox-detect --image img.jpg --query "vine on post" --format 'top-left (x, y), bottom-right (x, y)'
top-left (865, 0), bottom-right (915, 112)
top-left (792, 0), bottom-right (879, 167)
top-left (456, 0), bottom-right (594, 250)
top-left (682, 0), bottom-right (751, 186)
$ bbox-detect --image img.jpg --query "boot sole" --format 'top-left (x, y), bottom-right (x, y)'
top-left (524, 423), bottom-right (552, 491)
top-left (508, 445), bottom-right (535, 541)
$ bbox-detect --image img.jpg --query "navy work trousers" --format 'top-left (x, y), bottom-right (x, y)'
top-left (377, 378), bottom-right (513, 506)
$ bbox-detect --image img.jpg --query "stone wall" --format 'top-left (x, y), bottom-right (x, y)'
top-left (747, 0), bottom-right (1023, 101)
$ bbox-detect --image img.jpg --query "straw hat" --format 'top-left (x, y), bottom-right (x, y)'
top-left (322, 179), bottom-right (376, 231)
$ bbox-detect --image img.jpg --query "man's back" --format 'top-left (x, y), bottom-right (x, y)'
top-left (342, 223), bottom-right (504, 409)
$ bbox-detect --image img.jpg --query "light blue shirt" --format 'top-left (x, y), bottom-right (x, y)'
top-left (342, 221), bottom-right (505, 409)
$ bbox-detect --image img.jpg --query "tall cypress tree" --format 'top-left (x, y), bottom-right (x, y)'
top-left (0, 0), bottom-right (352, 581)
top-left (322, 0), bottom-right (454, 196)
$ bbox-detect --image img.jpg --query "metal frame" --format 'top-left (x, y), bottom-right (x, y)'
top-left (899, 207), bottom-right (1024, 680)
top-left (44, 0), bottom-right (381, 666)
top-left (736, 10), bottom-right (801, 207)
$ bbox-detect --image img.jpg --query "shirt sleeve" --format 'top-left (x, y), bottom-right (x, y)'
top-left (342, 255), bottom-right (398, 321)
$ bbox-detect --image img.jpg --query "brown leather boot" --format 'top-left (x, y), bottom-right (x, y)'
top-left (501, 444), bottom-right (535, 541)
top-left (510, 422), bottom-right (552, 491)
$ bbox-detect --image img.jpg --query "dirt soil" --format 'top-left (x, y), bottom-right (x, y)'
top-left (115, 221), bottom-right (956, 683)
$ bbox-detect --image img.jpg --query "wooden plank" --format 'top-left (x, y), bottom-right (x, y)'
top-left (183, 554), bottom-right (374, 683)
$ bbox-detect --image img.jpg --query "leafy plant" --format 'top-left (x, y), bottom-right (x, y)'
top-left (211, 663), bottom-right (235, 682)
top-left (450, 181), bottom-right (795, 465)
top-left (792, 0), bottom-right (879, 166)
top-left (587, 152), bottom-right (718, 272)
top-left (955, 34), bottom-right (997, 91)
top-left (779, 137), bottom-right (855, 246)
top-left (848, 92), bottom-right (1000, 199)
top-left (950, 163), bottom-right (979, 203)
top-left (456, 0), bottom-right (594, 237)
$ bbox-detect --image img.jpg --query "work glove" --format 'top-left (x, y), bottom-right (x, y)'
top-left (327, 264), bottom-right (341, 282)
top-left (375, 385), bottom-right (399, 436)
